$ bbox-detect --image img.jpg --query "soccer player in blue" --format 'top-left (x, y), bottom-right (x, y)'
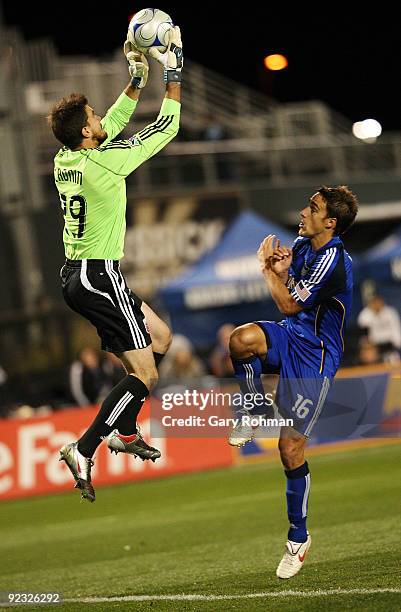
top-left (228, 186), bottom-right (358, 578)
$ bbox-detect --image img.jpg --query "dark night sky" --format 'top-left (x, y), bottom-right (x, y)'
top-left (2, 3), bottom-right (400, 131)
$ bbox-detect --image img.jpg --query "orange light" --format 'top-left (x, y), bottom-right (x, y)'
top-left (264, 54), bottom-right (288, 71)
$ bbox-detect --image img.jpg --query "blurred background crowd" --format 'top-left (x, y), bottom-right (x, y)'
top-left (1, 294), bottom-right (401, 419)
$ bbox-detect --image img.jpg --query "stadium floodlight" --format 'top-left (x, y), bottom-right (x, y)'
top-left (264, 54), bottom-right (288, 71)
top-left (352, 118), bottom-right (382, 142)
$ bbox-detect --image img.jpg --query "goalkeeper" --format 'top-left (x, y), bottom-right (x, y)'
top-left (48, 28), bottom-right (183, 502)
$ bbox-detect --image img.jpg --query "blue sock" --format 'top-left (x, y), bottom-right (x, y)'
top-left (231, 355), bottom-right (273, 417)
top-left (285, 461), bottom-right (310, 543)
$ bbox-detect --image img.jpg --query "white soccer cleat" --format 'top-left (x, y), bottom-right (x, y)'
top-left (276, 534), bottom-right (311, 579)
top-left (228, 408), bottom-right (256, 447)
top-left (59, 442), bottom-right (95, 503)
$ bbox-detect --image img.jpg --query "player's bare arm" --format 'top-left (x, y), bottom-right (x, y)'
top-left (258, 235), bottom-right (302, 316)
top-left (165, 82), bottom-right (181, 102)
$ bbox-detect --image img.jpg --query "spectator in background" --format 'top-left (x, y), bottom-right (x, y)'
top-left (357, 295), bottom-right (401, 361)
top-left (201, 113), bottom-right (228, 141)
top-left (0, 365), bottom-right (7, 389)
top-left (209, 323), bottom-right (235, 378)
top-left (0, 365), bottom-right (9, 417)
top-left (10, 405), bottom-right (36, 419)
top-left (200, 114), bottom-right (232, 180)
top-left (159, 334), bottom-right (206, 380)
top-left (69, 347), bottom-right (105, 407)
top-left (101, 352), bottom-right (126, 395)
top-left (10, 404), bottom-right (52, 419)
top-left (357, 338), bottom-right (381, 366)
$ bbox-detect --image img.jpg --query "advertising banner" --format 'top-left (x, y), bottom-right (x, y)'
top-left (0, 401), bottom-right (234, 501)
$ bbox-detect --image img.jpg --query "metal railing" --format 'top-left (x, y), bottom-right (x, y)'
top-left (4, 27), bottom-right (401, 189)
top-left (115, 134), bottom-right (401, 193)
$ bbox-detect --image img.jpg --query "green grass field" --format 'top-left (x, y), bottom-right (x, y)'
top-left (0, 443), bottom-right (400, 611)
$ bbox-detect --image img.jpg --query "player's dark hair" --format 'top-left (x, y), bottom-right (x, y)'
top-left (318, 185), bottom-right (359, 235)
top-left (47, 93), bottom-right (88, 150)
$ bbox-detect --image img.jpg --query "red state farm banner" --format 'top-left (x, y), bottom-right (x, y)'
top-left (0, 401), bottom-right (234, 501)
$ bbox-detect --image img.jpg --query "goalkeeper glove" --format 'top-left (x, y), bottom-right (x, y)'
top-left (149, 26), bottom-right (183, 83)
top-left (124, 40), bottom-right (149, 89)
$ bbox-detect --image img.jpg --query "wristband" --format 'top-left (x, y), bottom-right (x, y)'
top-left (164, 69), bottom-right (182, 83)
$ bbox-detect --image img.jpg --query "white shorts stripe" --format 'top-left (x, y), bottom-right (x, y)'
top-left (107, 261), bottom-right (146, 348)
top-left (105, 391), bottom-right (133, 426)
top-left (105, 261), bottom-right (145, 349)
top-left (115, 268), bottom-right (147, 348)
top-left (305, 377), bottom-right (330, 436)
top-left (80, 260), bottom-right (115, 306)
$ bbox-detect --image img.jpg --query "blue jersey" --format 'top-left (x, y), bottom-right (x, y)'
top-left (282, 235), bottom-right (353, 378)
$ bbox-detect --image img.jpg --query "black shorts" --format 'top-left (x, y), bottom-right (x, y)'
top-left (61, 259), bottom-right (151, 353)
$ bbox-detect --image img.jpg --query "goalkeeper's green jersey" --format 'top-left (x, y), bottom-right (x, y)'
top-left (53, 93), bottom-right (180, 260)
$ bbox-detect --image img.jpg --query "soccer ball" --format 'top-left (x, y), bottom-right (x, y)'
top-left (128, 8), bottom-right (173, 54)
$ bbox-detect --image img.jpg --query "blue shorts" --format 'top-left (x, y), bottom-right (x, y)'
top-left (256, 321), bottom-right (331, 437)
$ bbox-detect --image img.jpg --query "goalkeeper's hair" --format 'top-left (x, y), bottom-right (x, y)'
top-left (317, 185), bottom-right (359, 235)
top-left (47, 93), bottom-right (88, 150)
